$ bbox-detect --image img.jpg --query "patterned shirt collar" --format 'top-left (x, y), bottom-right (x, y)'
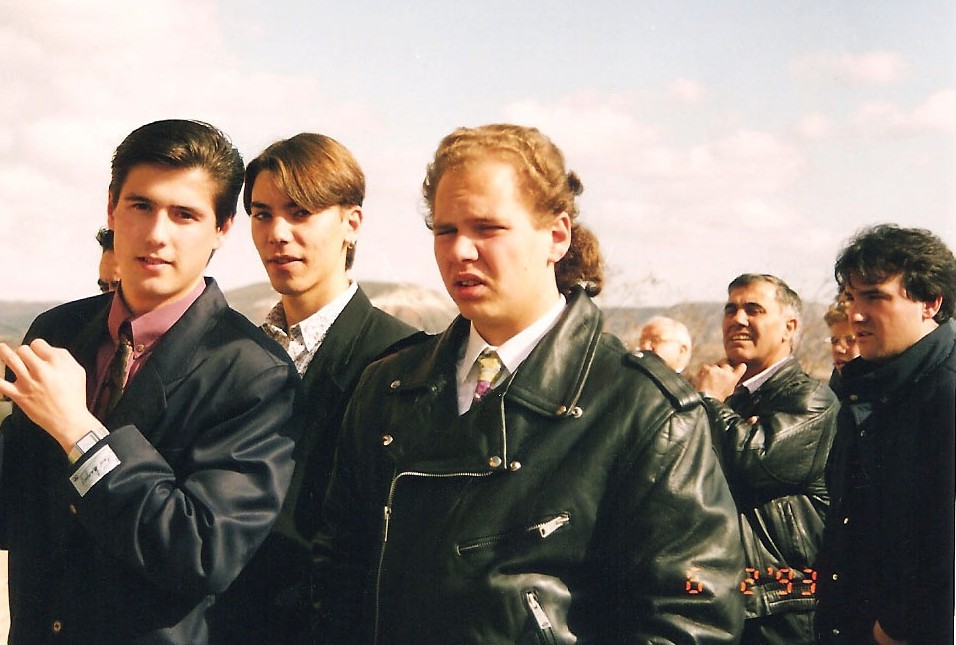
top-left (261, 282), bottom-right (358, 375)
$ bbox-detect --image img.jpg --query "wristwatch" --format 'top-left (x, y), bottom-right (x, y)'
top-left (67, 425), bottom-right (110, 464)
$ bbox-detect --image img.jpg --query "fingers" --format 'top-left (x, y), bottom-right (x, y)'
top-left (0, 342), bottom-right (28, 379)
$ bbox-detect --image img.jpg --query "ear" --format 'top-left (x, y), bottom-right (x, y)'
top-left (214, 216), bottom-right (234, 249)
top-left (784, 316), bottom-right (798, 341)
top-left (343, 206), bottom-right (363, 239)
top-left (922, 294), bottom-right (943, 321)
top-left (548, 211), bottom-right (572, 264)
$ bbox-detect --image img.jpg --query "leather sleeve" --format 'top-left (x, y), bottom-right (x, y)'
top-left (702, 378), bottom-right (838, 492)
top-left (70, 359), bottom-right (301, 598)
top-left (608, 401), bottom-right (746, 642)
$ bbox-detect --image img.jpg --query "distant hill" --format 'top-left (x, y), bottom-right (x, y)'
top-left (0, 283), bottom-right (835, 379)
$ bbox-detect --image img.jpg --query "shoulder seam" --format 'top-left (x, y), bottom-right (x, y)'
top-left (623, 350), bottom-right (701, 412)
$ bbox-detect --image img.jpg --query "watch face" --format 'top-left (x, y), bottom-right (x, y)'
top-left (77, 432), bottom-right (101, 453)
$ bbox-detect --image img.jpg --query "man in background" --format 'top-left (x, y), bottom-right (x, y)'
top-left (815, 225), bottom-right (956, 644)
top-left (696, 273), bottom-right (839, 644)
top-left (96, 226), bottom-right (121, 293)
top-left (637, 315), bottom-right (693, 373)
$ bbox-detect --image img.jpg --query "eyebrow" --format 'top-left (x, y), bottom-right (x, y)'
top-left (249, 200), bottom-right (300, 211)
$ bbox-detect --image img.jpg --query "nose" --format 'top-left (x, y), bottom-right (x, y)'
top-left (731, 308), bottom-right (748, 326)
top-left (268, 216), bottom-right (293, 245)
top-left (143, 210), bottom-right (169, 246)
top-left (450, 233), bottom-right (478, 262)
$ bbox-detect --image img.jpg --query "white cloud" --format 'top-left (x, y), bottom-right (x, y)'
top-left (794, 113), bottom-right (834, 140)
top-left (668, 78), bottom-right (709, 105)
top-left (792, 50), bottom-right (909, 87)
top-left (850, 89), bottom-right (956, 137)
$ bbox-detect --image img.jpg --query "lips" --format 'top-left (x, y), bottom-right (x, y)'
top-left (726, 332), bottom-right (753, 343)
top-left (138, 256), bottom-right (170, 267)
top-left (268, 255), bottom-right (301, 266)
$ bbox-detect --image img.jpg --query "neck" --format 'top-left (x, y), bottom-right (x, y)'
top-left (282, 276), bottom-right (351, 327)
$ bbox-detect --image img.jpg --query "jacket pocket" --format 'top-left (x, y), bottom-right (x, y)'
top-left (455, 511), bottom-right (571, 555)
top-left (524, 589), bottom-right (558, 645)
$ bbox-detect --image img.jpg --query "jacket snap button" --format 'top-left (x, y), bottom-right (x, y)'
top-left (569, 406), bottom-right (582, 418)
top-left (842, 517), bottom-right (849, 525)
top-left (389, 380), bottom-right (401, 389)
top-left (382, 435), bottom-right (394, 446)
top-left (633, 351), bottom-right (644, 358)
top-left (831, 573), bottom-right (838, 581)
top-left (555, 405), bottom-right (567, 415)
top-left (488, 455), bottom-right (502, 468)
top-left (69, 504), bottom-right (77, 515)
top-left (509, 460), bottom-right (521, 471)
top-left (52, 619), bottom-right (63, 633)
top-left (848, 394), bottom-right (858, 402)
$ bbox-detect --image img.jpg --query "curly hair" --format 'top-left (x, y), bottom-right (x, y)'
top-left (835, 224), bottom-right (956, 324)
top-left (422, 124), bottom-right (603, 296)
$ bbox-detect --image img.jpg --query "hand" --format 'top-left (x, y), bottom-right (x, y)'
top-left (0, 339), bottom-right (101, 452)
top-left (872, 620), bottom-right (908, 645)
top-left (693, 360), bottom-right (746, 402)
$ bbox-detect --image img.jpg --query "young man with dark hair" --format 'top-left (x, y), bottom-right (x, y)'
top-left (815, 224), bottom-right (956, 645)
top-left (0, 119), bottom-right (301, 644)
top-left (212, 132), bottom-right (417, 643)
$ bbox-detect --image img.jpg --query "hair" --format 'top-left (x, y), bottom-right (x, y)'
top-left (835, 224), bottom-right (956, 324)
top-left (728, 273), bottom-right (803, 320)
top-left (823, 299), bottom-right (849, 326)
top-left (728, 273), bottom-right (803, 349)
top-left (641, 315), bottom-right (693, 349)
top-left (95, 227), bottom-right (114, 252)
top-left (243, 133), bottom-right (365, 270)
top-left (109, 119), bottom-right (244, 229)
top-left (421, 123), bottom-right (603, 297)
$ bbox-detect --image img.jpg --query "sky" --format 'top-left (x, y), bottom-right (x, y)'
top-left (1, 0), bottom-right (954, 307)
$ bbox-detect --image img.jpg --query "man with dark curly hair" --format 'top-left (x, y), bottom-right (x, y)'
top-left (815, 224), bottom-right (956, 645)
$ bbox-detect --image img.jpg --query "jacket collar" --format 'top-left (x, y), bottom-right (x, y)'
top-left (842, 319), bottom-right (956, 404)
top-left (106, 278), bottom-right (228, 439)
top-left (398, 287), bottom-right (604, 418)
top-left (300, 286), bottom-right (375, 403)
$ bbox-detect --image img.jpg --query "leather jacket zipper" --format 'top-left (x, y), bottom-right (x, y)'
top-left (524, 589), bottom-right (558, 645)
top-left (374, 469), bottom-right (493, 644)
top-left (457, 512), bottom-right (571, 554)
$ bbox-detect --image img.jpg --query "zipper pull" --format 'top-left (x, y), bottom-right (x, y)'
top-left (383, 505), bottom-right (392, 543)
top-left (525, 591), bottom-right (552, 630)
top-left (537, 513), bottom-right (570, 538)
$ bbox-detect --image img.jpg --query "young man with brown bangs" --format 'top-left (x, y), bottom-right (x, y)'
top-left (211, 133), bottom-right (418, 644)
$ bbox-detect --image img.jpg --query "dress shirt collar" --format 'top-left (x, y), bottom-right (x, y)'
top-left (261, 281), bottom-right (358, 375)
top-left (456, 294), bottom-right (566, 413)
top-left (108, 279), bottom-right (206, 356)
top-left (740, 355), bottom-right (794, 393)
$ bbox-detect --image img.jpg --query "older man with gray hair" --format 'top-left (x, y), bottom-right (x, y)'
top-left (695, 273), bottom-right (839, 645)
top-left (637, 315), bottom-right (693, 373)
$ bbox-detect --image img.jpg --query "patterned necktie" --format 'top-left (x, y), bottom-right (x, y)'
top-left (473, 349), bottom-right (503, 402)
top-left (94, 323), bottom-right (133, 420)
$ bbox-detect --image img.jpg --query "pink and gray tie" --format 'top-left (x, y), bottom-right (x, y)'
top-left (473, 348), bottom-right (503, 401)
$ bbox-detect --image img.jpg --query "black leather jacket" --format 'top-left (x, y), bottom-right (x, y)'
top-left (314, 289), bottom-right (744, 643)
top-left (702, 358), bottom-right (839, 622)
